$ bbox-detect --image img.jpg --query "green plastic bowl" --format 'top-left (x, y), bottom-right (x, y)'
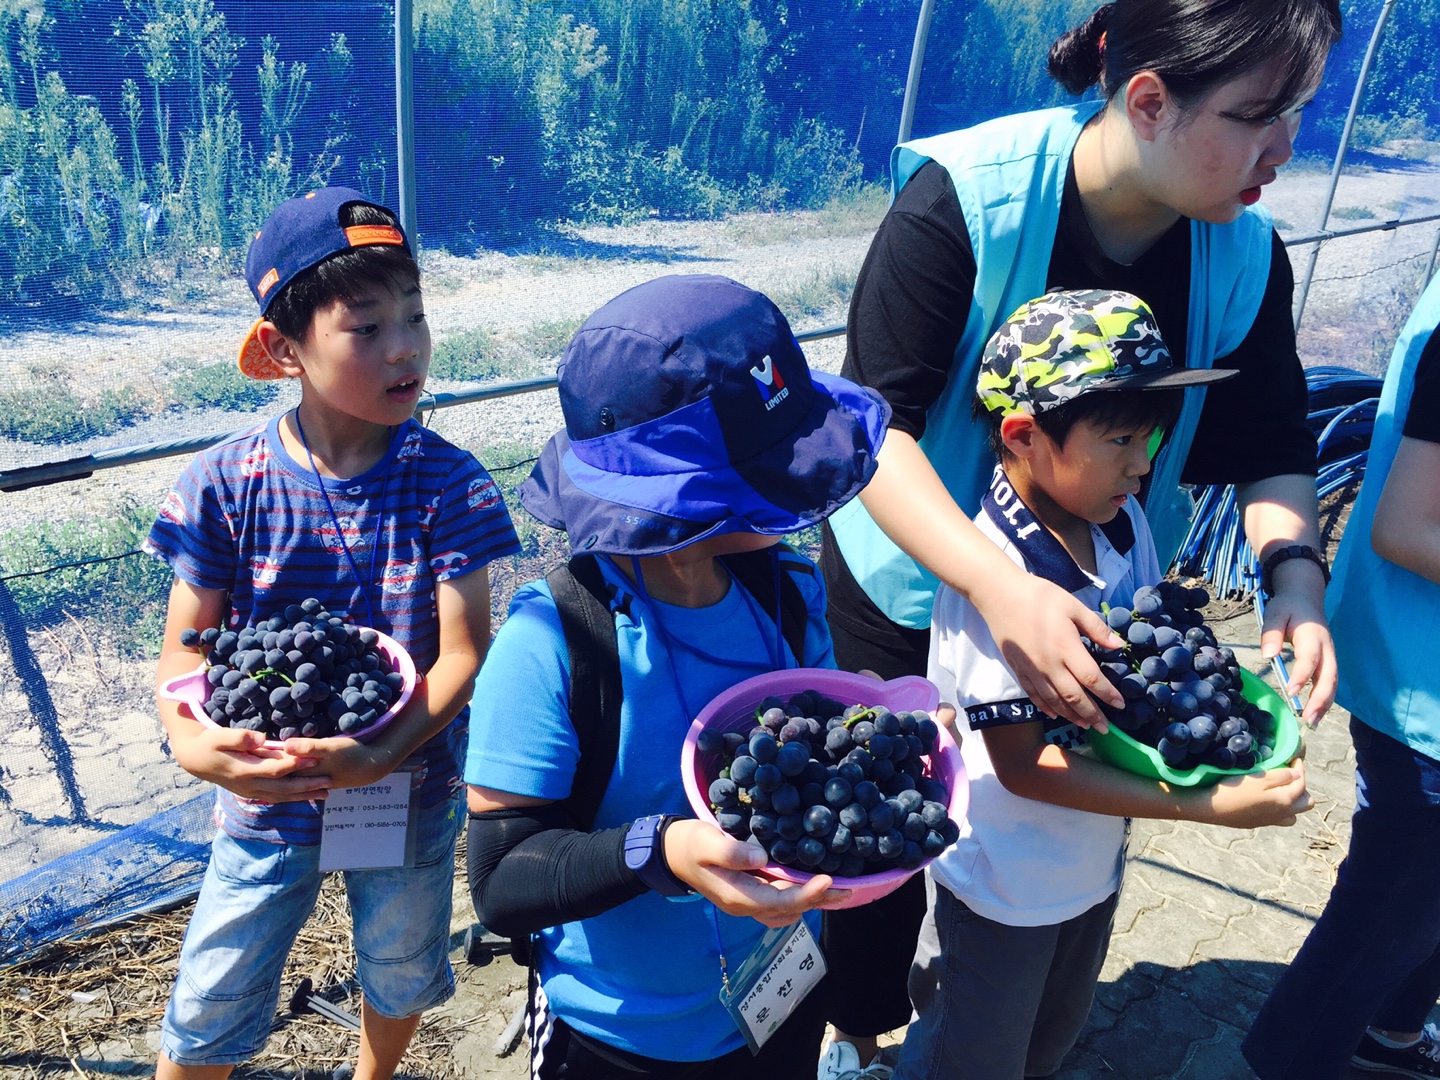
top-left (1087, 668), bottom-right (1301, 787)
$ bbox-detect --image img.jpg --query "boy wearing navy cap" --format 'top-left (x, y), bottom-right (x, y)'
top-left (464, 274), bottom-right (890, 1077)
top-left (894, 290), bottom-right (1311, 1080)
top-left (145, 188), bottom-right (519, 1079)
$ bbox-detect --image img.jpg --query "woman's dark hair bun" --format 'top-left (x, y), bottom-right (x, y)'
top-left (1048, 3), bottom-right (1113, 94)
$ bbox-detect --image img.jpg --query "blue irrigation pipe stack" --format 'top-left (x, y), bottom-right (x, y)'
top-left (1171, 366), bottom-right (1382, 599)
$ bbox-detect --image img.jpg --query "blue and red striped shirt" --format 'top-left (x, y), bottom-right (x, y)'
top-left (146, 413), bottom-right (520, 844)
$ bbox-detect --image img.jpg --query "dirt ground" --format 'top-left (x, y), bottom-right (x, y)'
top-left (0, 840), bottom-right (531, 1079)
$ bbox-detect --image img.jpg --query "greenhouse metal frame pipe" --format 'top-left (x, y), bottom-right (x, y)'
top-left (395, 0), bottom-right (418, 242)
top-left (1282, 211), bottom-right (1440, 248)
top-left (896, 0), bottom-right (937, 146)
top-left (1293, 0), bottom-right (1396, 330)
top-left (7, 195), bottom-right (1440, 496)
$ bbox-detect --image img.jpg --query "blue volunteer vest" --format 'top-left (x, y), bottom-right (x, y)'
top-left (828, 103), bottom-right (1274, 629)
top-left (1327, 274), bottom-right (1440, 757)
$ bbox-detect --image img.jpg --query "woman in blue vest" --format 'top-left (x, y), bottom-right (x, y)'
top-left (817, 2), bottom-right (1342, 1075)
top-left (1243, 275), bottom-right (1440, 1079)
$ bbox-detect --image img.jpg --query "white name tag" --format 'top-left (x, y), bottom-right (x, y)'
top-left (720, 919), bottom-right (827, 1053)
top-left (319, 776), bottom-right (412, 871)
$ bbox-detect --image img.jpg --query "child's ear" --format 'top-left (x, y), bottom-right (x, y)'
top-left (999, 412), bottom-right (1041, 460)
top-left (253, 321), bottom-right (305, 378)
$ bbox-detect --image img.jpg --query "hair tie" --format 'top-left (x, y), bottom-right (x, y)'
top-left (1097, 30), bottom-right (1107, 57)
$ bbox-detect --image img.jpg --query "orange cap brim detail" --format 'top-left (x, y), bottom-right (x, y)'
top-left (238, 318), bottom-right (291, 380)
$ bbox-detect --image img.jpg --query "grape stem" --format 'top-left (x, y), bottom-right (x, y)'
top-left (843, 706), bottom-right (879, 728)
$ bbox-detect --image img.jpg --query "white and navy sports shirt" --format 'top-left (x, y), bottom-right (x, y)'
top-left (927, 464), bottom-right (1161, 927)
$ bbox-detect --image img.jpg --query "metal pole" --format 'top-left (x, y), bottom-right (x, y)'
top-left (1293, 0), bottom-right (1396, 330)
top-left (1422, 225), bottom-right (1440, 290)
top-left (0, 325), bottom-right (848, 493)
top-left (896, 0), bottom-right (938, 146)
top-left (395, 0), bottom-right (418, 242)
top-left (1283, 210), bottom-right (1440, 248)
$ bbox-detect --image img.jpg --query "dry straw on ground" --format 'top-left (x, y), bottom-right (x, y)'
top-left (0, 846), bottom-right (490, 1079)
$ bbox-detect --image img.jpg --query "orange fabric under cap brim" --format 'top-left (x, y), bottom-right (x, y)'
top-left (238, 319), bottom-right (289, 380)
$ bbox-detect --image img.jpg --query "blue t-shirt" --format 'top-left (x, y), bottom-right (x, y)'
top-left (465, 551), bottom-right (833, 1062)
top-left (146, 414), bottom-right (520, 844)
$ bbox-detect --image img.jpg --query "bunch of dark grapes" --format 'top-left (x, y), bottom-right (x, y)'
top-left (697, 690), bottom-right (960, 878)
top-left (178, 598), bottom-right (404, 741)
top-left (1090, 582), bottom-right (1276, 771)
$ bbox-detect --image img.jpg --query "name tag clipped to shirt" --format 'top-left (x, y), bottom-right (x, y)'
top-left (319, 773), bottom-right (414, 871)
top-left (719, 919), bottom-right (827, 1053)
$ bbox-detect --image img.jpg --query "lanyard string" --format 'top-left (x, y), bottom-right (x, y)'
top-left (710, 903), bottom-right (731, 997)
top-left (622, 548), bottom-right (790, 995)
top-left (624, 550), bottom-right (794, 996)
top-left (293, 409), bottom-right (395, 628)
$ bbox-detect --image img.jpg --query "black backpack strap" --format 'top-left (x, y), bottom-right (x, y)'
top-left (721, 544), bottom-right (812, 666)
top-left (546, 555), bottom-right (624, 833)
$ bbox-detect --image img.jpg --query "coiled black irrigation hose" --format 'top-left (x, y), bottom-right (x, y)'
top-left (1171, 366), bottom-right (1383, 598)
top-left (1171, 366), bottom-right (1383, 716)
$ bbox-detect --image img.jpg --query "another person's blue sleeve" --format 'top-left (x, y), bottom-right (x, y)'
top-left (465, 581), bottom-right (579, 799)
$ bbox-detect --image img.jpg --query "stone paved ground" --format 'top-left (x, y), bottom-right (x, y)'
top-left (1047, 610), bottom-right (1376, 1080)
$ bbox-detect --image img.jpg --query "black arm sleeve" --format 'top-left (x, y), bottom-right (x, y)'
top-left (465, 805), bottom-right (646, 940)
top-left (844, 161), bottom-right (976, 440)
top-left (1402, 326), bottom-right (1440, 444)
top-left (1181, 231), bottom-right (1318, 485)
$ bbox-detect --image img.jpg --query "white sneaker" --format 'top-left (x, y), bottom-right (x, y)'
top-left (819, 1039), bottom-right (895, 1080)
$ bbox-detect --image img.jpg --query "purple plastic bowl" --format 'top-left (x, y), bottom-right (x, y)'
top-left (159, 629), bottom-right (417, 749)
top-left (681, 667), bottom-right (967, 909)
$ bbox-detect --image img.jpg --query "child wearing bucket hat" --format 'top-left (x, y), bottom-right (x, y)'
top-left (145, 188), bottom-right (520, 1078)
top-left (895, 289), bottom-right (1311, 1080)
top-left (463, 274), bottom-right (890, 1076)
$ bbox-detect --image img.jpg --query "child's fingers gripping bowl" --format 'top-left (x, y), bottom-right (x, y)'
top-left (160, 628), bottom-right (417, 750)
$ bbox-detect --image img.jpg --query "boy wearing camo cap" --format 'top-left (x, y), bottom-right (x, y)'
top-left (894, 289), bottom-right (1311, 1080)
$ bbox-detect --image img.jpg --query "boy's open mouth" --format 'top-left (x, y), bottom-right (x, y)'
top-left (387, 378), bottom-right (421, 397)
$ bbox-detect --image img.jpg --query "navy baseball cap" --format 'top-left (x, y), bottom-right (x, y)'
top-left (520, 275), bottom-right (890, 557)
top-left (238, 187), bottom-right (410, 379)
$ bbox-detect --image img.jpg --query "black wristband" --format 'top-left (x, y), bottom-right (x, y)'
top-left (1261, 544), bottom-right (1330, 598)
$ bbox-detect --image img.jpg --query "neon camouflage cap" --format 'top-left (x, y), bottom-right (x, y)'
top-left (976, 288), bottom-right (1237, 416)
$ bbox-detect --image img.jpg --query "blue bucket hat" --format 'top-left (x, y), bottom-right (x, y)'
top-left (520, 275), bottom-right (890, 557)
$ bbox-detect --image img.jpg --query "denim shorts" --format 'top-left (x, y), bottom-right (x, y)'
top-left (161, 788), bottom-right (463, 1067)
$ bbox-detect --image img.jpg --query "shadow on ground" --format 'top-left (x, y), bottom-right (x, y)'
top-left (1057, 958), bottom-right (1388, 1080)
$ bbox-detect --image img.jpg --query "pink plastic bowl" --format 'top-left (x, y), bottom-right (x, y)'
top-left (159, 629), bottom-right (418, 749)
top-left (681, 668), bottom-right (968, 909)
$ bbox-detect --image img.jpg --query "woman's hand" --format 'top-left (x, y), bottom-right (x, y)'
top-left (1240, 474), bottom-right (1336, 725)
top-left (856, 431), bottom-right (1124, 730)
top-left (663, 818), bottom-right (850, 927)
top-left (972, 572), bottom-right (1124, 731)
top-left (1259, 560), bottom-right (1335, 725)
